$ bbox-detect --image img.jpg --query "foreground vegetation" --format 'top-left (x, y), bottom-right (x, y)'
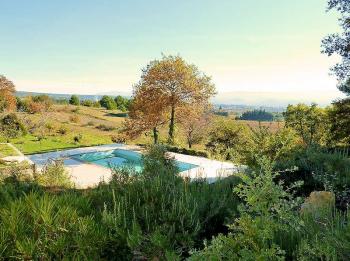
top-left (1, 144), bottom-right (349, 260)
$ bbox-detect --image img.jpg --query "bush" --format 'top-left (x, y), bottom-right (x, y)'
top-left (81, 99), bottom-right (94, 107)
top-left (73, 134), bottom-right (83, 143)
top-left (69, 114), bottom-right (80, 123)
top-left (276, 146), bottom-right (350, 208)
top-left (90, 145), bottom-right (240, 259)
top-left (190, 157), bottom-right (303, 260)
top-left (99, 96), bottom-right (117, 110)
top-left (34, 159), bottom-right (73, 188)
top-left (111, 134), bottom-right (126, 143)
top-left (69, 95), bottom-right (80, 106)
top-left (96, 124), bottom-right (115, 131)
top-left (0, 192), bottom-right (107, 259)
top-left (206, 119), bottom-right (251, 162)
top-left (0, 113), bottom-right (27, 140)
top-left (57, 126), bottom-right (67, 135)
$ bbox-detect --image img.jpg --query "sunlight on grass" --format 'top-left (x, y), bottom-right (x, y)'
top-left (0, 144), bottom-right (19, 158)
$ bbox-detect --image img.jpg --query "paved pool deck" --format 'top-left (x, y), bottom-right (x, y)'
top-left (26, 144), bottom-right (243, 188)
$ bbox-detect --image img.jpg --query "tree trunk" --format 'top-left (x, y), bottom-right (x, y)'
top-left (153, 127), bottom-right (159, 144)
top-left (188, 140), bottom-right (192, 149)
top-left (168, 104), bottom-right (175, 144)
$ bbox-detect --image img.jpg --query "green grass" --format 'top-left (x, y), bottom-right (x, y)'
top-left (0, 144), bottom-right (19, 158)
top-left (10, 133), bottom-right (112, 155)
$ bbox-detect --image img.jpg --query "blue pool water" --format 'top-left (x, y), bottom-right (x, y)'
top-left (71, 149), bottom-right (198, 172)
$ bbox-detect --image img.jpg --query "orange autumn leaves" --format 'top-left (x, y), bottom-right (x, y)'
top-left (126, 55), bottom-right (216, 144)
top-left (0, 75), bottom-right (16, 112)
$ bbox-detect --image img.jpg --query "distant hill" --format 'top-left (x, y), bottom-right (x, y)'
top-left (17, 89), bottom-right (342, 111)
top-left (16, 91), bottom-right (129, 101)
top-left (212, 91), bottom-right (345, 107)
top-left (214, 104), bottom-right (285, 113)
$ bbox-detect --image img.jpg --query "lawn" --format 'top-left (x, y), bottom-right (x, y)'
top-left (11, 133), bottom-right (112, 155)
top-left (0, 144), bottom-right (19, 158)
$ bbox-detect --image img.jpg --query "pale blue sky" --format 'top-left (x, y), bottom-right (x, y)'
top-left (0, 0), bottom-right (343, 99)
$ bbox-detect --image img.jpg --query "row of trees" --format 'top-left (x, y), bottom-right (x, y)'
top-left (126, 55), bottom-right (216, 144)
top-left (69, 94), bottom-right (131, 111)
top-left (238, 109), bottom-right (274, 121)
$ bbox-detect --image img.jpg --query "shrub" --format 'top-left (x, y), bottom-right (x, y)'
top-left (0, 113), bottom-right (27, 140)
top-left (0, 192), bottom-right (107, 259)
top-left (93, 145), bottom-right (240, 259)
top-left (34, 159), bottom-right (73, 188)
top-left (69, 95), bottom-right (80, 106)
top-left (96, 124), bottom-right (115, 131)
top-left (99, 96), bottom-right (117, 110)
top-left (45, 123), bottom-right (54, 134)
top-left (69, 114), bottom-right (80, 123)
top-left (82, 99), bottom-right (94, 107)
top-left (206, 119), bottom-right (251, 162)
top-left (57, 126), bottom-right (67, 135)
top-left (111, 134), bottom-right (126, 143)
top-left (190, 158), bottom-right (303, 260)
top-left (276, 146), bottom-right (350, 208)
top-left (87, 120), bottom-right (95, 126)
top-left (73, 134), bottom-right (83, 143)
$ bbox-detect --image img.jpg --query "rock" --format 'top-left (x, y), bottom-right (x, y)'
top-left (300, 191), bottom-right (335, 217)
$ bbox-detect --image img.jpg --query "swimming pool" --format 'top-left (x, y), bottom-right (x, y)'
top-left (71, 149), bottom-right (198, 172)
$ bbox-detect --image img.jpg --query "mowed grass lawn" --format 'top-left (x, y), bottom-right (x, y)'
top-left (0, 144), bottom-right (19, 158)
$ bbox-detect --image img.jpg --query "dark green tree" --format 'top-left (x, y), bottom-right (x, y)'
top-left (239, 109), bottom-right (274, 121)
top-left (284, 104), bottom-right (329, 145)
top-left (322, 0), bottom-right (350, 95)
top-left (69, 95), bottom-right (80, 106)
top-left (99, 95), bottom-right (117, 110)
top-left (0, 113), bottom-right (27, 141)
top-left (328, 98), bottom-right (350, 145)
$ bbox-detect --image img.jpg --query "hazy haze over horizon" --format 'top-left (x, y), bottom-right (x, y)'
top-left (0, 0), bottom-right (345, 104)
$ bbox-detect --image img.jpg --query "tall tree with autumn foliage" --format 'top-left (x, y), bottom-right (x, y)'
top-left (0, 75), bottom-right (16, 112)
top-left (125, 83), bottom-right (168, 144)
top-left (138, 55), bottom-right (216, 144)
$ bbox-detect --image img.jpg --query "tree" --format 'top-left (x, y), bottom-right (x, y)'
top-left (137, 55), bottom-right (216, 144)
top-left (0, 75), bottom-right (16, 112)
top-left (284, 104), bottom-right (329, 146)
top-left (99, 95), bottom-right (117, 110)
top-left (206, 119), bottom-right (251, 162)
top-left (239, 109), bottom-right (274, 121)
top-left (178, 105), bottom-right (211, 148)
top-left (125, 85), bottom-right (168, 144)
top-left (328, 98), bottom-right (350, 145)
top-left (322, 0), bottom-right (350, 95)
top-left (114, 95), bottom-right (130, 111)
top-left (69, 95), bottom-right (80, 106)
top-left (0, 113), bottom-right (27, 141)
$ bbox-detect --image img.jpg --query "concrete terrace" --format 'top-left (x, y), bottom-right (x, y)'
top-left (26, 144), bottom-right (242, 188)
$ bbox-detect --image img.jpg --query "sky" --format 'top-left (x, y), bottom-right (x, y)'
top-left (0, 0), bottom-right (344, 103)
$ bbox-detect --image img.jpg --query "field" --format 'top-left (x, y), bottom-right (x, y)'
top-left (5, 105), bottom-right (283, 155)
top-left (10, 105), bottom-right (124, 154)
